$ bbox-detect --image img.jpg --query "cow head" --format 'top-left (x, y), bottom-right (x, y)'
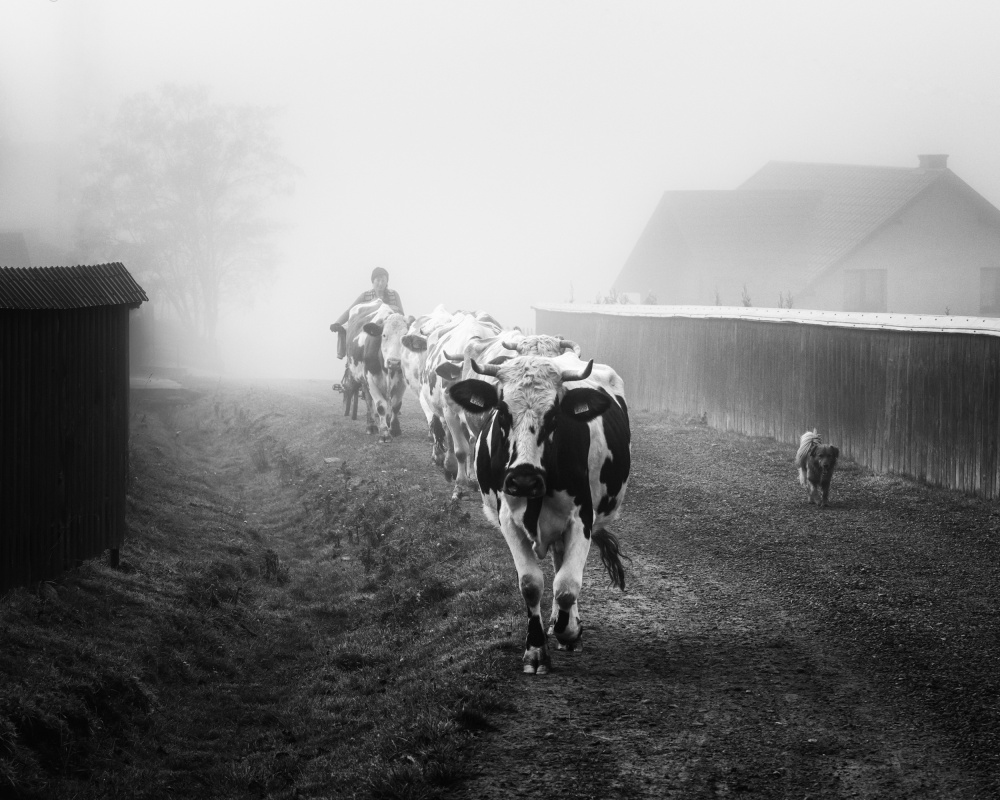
top-left (448, 356), bottom-right (610, 498)
top-left (502, 335), bottom-right (581, 357)
top-left (364, 313), bottom-right (409, 375)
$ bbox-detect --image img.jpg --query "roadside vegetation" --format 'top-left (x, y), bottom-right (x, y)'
top-left (0, 379), bottom-right (520, 800)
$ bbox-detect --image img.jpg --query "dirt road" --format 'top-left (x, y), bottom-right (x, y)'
top-left (442, 410), bottom-right (1000, 799)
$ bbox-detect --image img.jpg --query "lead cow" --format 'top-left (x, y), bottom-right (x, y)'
top-left (448, 354), bottom-right (630, 674)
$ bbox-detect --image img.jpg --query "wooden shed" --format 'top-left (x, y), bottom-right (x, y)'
top-left (0, 263), bottom-right (147, 594)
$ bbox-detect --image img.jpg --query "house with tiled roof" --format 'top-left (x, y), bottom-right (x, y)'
top-left (613, 155), bottom-right (1000, 315)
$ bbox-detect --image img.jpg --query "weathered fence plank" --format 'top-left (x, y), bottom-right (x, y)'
top-left (536, 305), bottom-right (1000, 499)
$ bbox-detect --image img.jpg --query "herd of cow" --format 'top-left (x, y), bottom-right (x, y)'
top-left (330, 298), bottom-right (632, 674)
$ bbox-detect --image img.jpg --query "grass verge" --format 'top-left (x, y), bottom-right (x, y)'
top-left (0, 379), bottom-right (520, 800)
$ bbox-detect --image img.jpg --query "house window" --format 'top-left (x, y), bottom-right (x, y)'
top-left (844, 269), bottom-right (887, 312)
top-left (981, 268), bottom-right (1000, 315)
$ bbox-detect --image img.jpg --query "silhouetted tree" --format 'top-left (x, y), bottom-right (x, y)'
top-left (79, 85), bottom-right (296, 345)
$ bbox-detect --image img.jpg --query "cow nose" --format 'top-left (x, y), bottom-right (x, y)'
top-left (503, 471), bottom-right (546, 498)
top-left (386, 358), bottom-right (402, 374)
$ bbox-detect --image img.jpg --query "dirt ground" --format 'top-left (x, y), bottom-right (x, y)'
top-left (126, 376), bottom-right (1000, 800)
top-left (436, 408), bottom-right (1000, 800)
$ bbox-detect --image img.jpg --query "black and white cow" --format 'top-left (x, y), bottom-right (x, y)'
top-left (436, 331), bottom-right (583, 460)
top-left (403, 310), bottom-right (503, 498)
top-left (342, 299), bottom-right (411, 442)
top-left (400, 305), bottom-right (455, 466)
top-left (448, 354), bottom-right (630, 674)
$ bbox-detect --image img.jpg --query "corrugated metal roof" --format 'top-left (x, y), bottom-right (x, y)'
top-left (533, 303), bottom-right (1000, 338)
top-left (0, 263), bottom-right (148, 310)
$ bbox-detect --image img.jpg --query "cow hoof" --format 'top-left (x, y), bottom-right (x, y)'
top-left (522, 647), bottom-right (550, 675)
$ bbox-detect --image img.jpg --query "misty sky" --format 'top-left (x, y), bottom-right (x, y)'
top-left (3, 0), bottom-right (1000, 378)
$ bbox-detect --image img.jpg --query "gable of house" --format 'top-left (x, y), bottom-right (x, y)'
top-left (614, 155), bottom-right (1000, 310)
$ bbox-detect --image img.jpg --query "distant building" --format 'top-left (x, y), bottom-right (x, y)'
top-left (614, 155), bottom-right (1000, 315)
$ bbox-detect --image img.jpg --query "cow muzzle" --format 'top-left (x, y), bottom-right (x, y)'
top-left (503, 466), bottom-right (546, 499)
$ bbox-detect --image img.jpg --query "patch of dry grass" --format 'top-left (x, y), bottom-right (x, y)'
top-left (0, 379), bottom-right (520, 799)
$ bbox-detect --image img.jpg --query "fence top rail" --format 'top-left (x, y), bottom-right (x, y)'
top-left (533, 303), bottom-right (1000, 337)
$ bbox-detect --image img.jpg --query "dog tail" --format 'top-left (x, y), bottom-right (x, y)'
top-left (796, 429), bottom-right (821, 463)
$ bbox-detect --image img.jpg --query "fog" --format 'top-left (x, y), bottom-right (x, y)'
top-left (3, 1), bottom-right (1000, 378)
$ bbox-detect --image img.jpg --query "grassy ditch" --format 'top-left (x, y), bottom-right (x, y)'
top-left (0, 379), bottom-right (521, 800)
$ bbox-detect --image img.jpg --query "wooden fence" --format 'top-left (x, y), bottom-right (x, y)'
top-left (535, 304), bottom-right (1000, 499)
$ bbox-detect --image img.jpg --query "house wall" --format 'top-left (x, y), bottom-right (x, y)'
top-left (805, 180), bottom-right (1000, 315)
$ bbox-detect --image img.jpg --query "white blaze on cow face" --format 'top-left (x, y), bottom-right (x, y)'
top-left (494, 358), bottom-right (563, 498)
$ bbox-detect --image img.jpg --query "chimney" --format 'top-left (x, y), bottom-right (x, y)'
top-left (918, 154), bottom-right (948, 170)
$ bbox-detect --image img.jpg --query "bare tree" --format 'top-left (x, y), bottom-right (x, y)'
top-left (78, 85), bottom-right (297, 345)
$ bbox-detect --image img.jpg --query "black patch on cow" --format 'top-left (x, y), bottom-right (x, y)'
top-left (435, 362), bottom-right (462, 381)
top-left (401, 334), bottom-right (426, 352)
top-left (430, 415), bottom-right (446, 446)
top-left (448, 378), bottom-right (499, 414)
top-left (526, 614), bottom-right (546, 649)
top-left (539, 404), bottom-right (594, 537)
top-left (553, 608), bottom-right (570, 636)
top-left (363, 335), bottom-right (384, 375)
top-left (428, 372), bottom-right (437, 392)
top-left (596, 396), bottom-right (630, 514)
top-left (523, 497), bottom-right (543, 536)
top-left (539, 406), bottom-right (558, 444)
top-left (475, 407), bottom-right (508, 496)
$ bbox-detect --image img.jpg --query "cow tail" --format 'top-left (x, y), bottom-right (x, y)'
top-left (591, 529), bottom-right (627, 591)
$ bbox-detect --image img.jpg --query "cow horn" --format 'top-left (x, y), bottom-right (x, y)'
top-left (470, 358), bottom-right (501, 378)
top-left (501, 339), bottom-right (520, 351)
top-left (561, 359), bottom-right (593, 382)
top-left (559, 338), bottom-right (580, 353)
top-left (443, 351), bottom-right (463, 362)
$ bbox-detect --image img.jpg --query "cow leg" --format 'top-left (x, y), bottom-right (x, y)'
top-left (443, 412), bottom-right (473, 499)
top-left (500, 509), bottom-right (549, 675)
top-left (548, 520), bottom-right (591, 651)
top-left (389, 385), bottom-right (404, 437)
top-left (360, 383), bottom-right (378, 436)
top-left (429, 416), bottom-right (448, 468)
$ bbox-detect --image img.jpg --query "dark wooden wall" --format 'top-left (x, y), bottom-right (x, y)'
top-left (537, 309), bottom-right (1000, 498)
top-left (1, 306), bottom-right (130, 593)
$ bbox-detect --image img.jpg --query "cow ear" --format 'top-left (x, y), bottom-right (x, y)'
top-left (435, 362), bottom-right (463, 381)
top-left (488, 355), bottom-right (512, 366)
top-left (363, 322), bottom-right (384, 336)
top-left (560, 388), bottom-right (611, 422)
top-left (402, 334), bottom-right (426, 352)
top-left (448, 379), bottom-right (499, 413)
top-left (830, 446), bottom-right (840, 459)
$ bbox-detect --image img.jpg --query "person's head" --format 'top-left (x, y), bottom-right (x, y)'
top-left (371, 267), bottom-right (389, 293)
